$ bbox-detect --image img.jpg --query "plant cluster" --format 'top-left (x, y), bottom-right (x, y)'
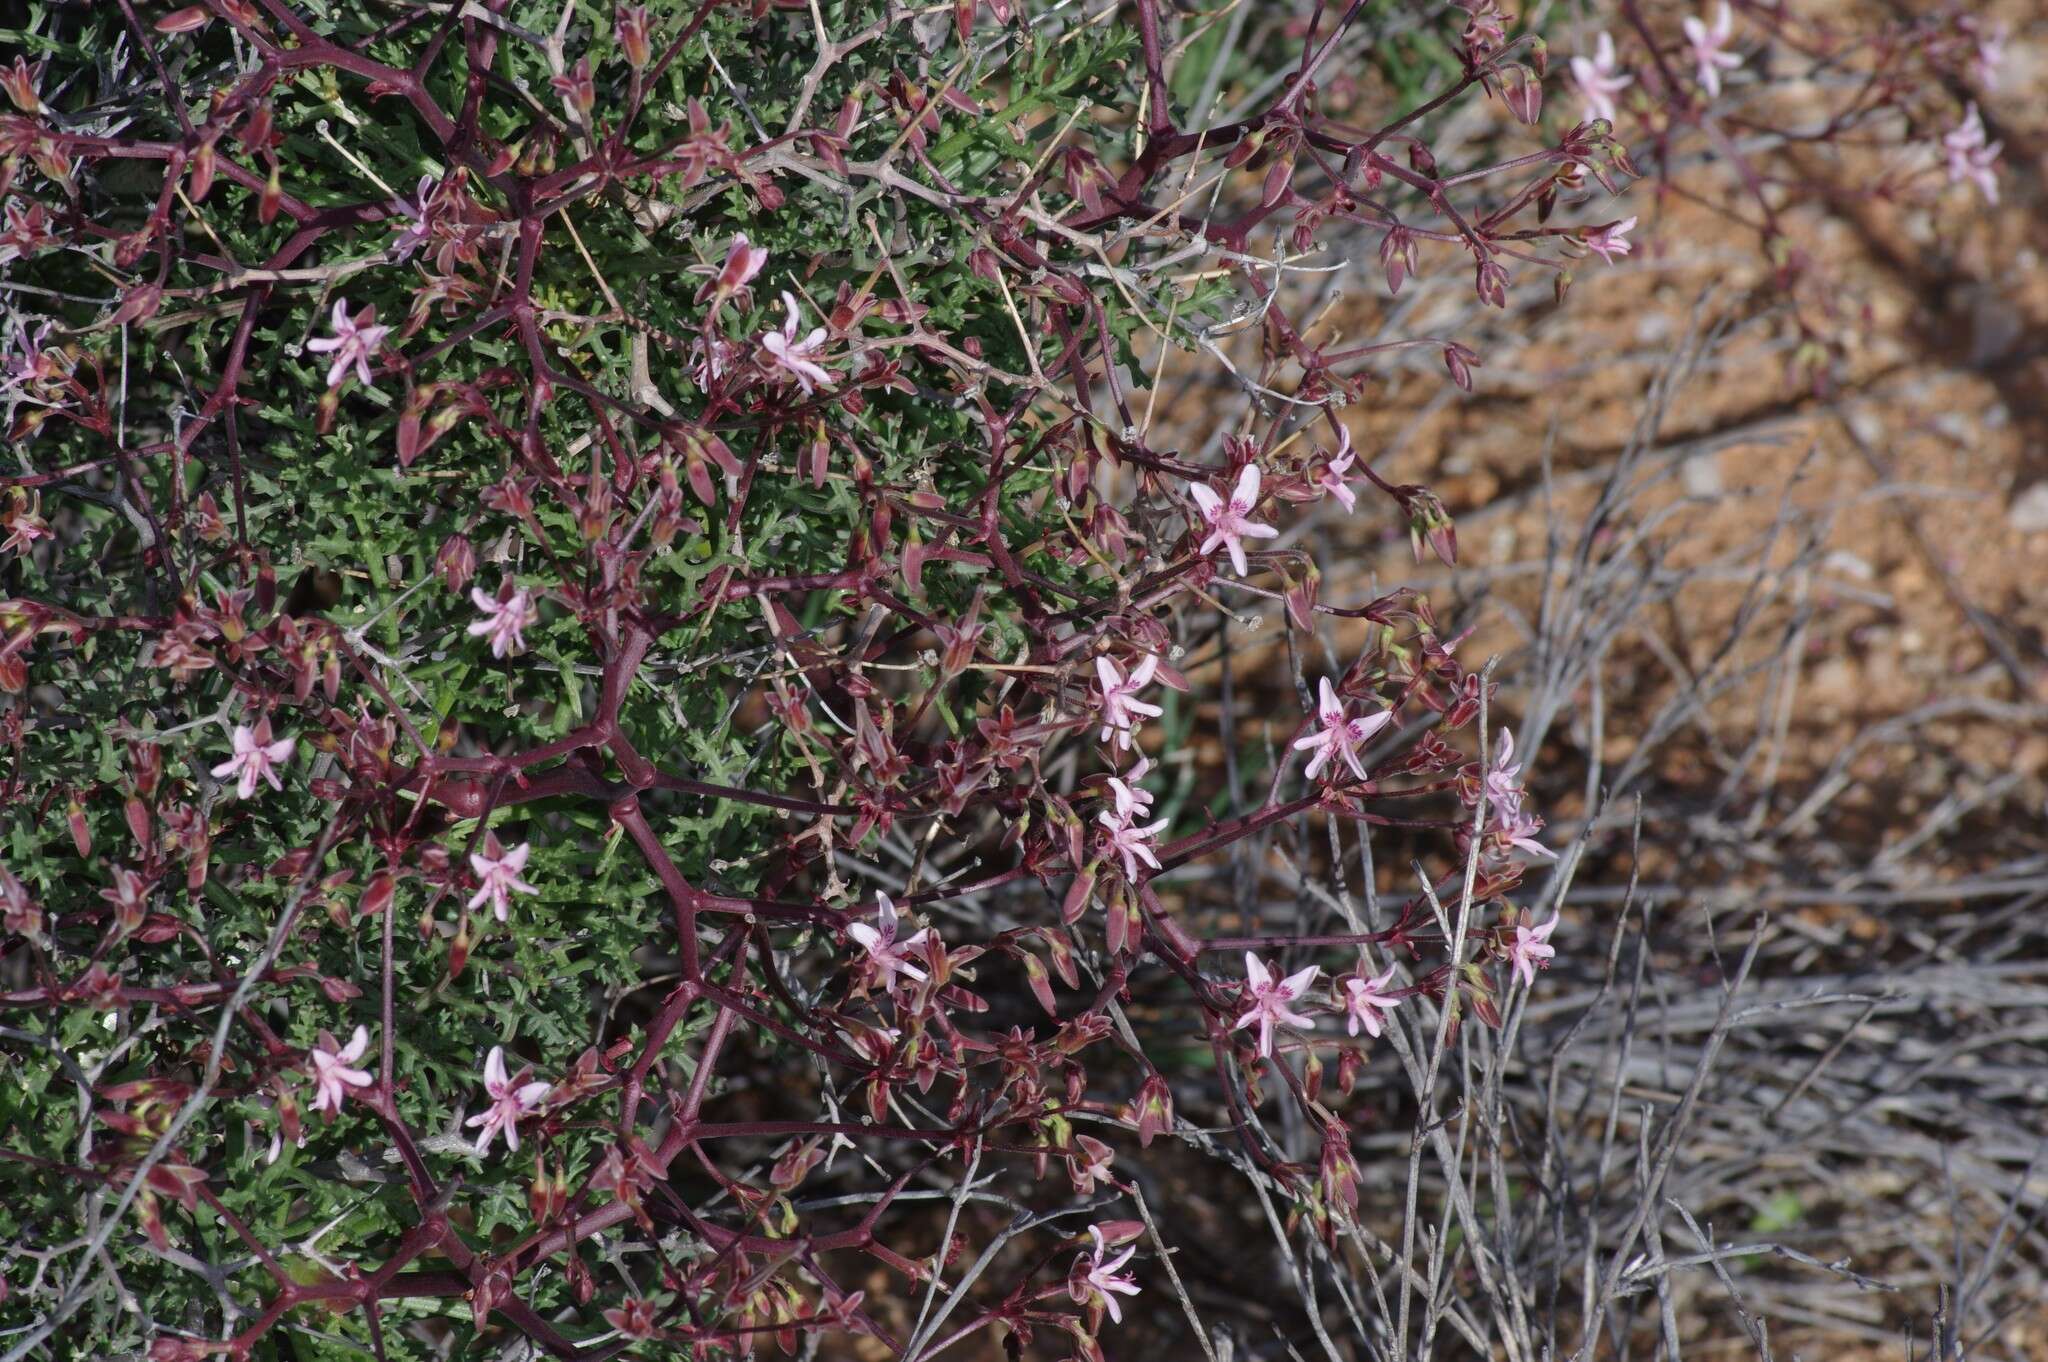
top-left (0, 0), bottom-right (2007, 1358)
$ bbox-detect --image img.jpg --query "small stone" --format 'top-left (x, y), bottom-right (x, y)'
top-left (2009, 482), bottom-right (2048, 534)
top-left (1681, 451), bottom-right (1722, 497)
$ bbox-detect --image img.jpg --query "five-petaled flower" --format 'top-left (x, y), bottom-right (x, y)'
top-left (1342, 964), bottom-right (1402, 1039)
top-left (1681, 4), bottom-right (1742, 98)
top-left (1, 488), bottom-right (52, 556)
top-left (468, 581), bottom-right (538, 659)
top-left (1483, 727), bottom-right (1526, 815)
top-left (1498, 803), bottom-right (1558, 860)
top-left (1097, 776), bottom-right (1169, 882)
top-left (309, 1025), bottom-right (374, 1115)
top-left (210, 719), bottom-right (294, 800)
top-left (1942, 103), bottom-right (2001, 205)
top-left (1508, 913), bottom-right (1559, 989)
top-left (388, 175), bottom-right (438, 261)
top-left (1968, 20), bottom-right (2007, 90)
top-left (1094, 655), bottom-right (1163, 751)
top-left (1292, 678), bottom-right (1391, 782)
top-left (1190, 464), bottom-right (1279, 576)
top-left (759, 290), bottom-right (834, 393)
top-left (847, 892), bottom-right (930, 989)
top-left (466, 1045), bottom-right (551, 1156)
top-left (1583, 216), bottom-right (1637, 264)
top-left (304, 298), bottom-right (390, 390)
top-left (1314, 429), bottom-right (1361, 512)
top-left (1571, 31), bottom-right (1634, 125)
top-left (602, 1298), bottom-right (658, 1341)
top-left (1233, 951), bottom-right (1319, 1059)
top-left (1072, 1225), bottom-right (1142, 1324)
top-left (468, 834), bottom-right (538, 922)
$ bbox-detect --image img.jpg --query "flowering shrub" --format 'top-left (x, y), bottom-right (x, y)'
top-left (0, 0), bottom-right (2007, 1358)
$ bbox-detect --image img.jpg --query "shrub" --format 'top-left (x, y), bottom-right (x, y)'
top-left (0, 1), bottom-right (2003, 1358)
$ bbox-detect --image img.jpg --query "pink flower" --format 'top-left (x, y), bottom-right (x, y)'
top-left (465, 1045), bottom-right (551, 1155)
top-left (1583, 216), bottom-right (1636, 264)
top-left (1498, 804), bottom-right (1557, 861)
top-left (1483, 727), bottom-right (1525, 815)
top-left (388, 175), bottom-right (438, 261)
top-left (99, 865), bottom-right (151, 933)
top-left (1072, 1225), bottom-right (1142, 1324)
top-left (467, 581), bottom-right (537, 659)
top-left (0, 491), bottom-right (51, 555)
top-left (1508, 913), bottom-right (1558, 989)
top-left (1291, 678), bottom-right (1392, 782)
top-left (847, 892), bottom-right (930, 989)
top-left (1314, 430), bottom-right (1361, 512)
top-left (1342, 964), bottom-right (1402, 1038)
top-left (467, 834), bottom-right (538, 921)
top-left (1094, 655), bottom-right (1163, 751)
top-left (759, 290), bottom-right (834, 393)
top-left (603, 1298), bottom-right (658, 1340)
top-left (1105, 755), bottom-right (1156, 819)
top-left (304, 298), bottom-right (390, 389)
top-left (1969, 21), bottom-right (2007, 90)
top-left (692, 332), bottom-right (742, 387)
top-left (210, 719), bottom-right (294, 799)
top-left (1571, 31), bottom-right (1634, 125)
top-left (1232, 951), bottom-right (1319, 1059)
top-left (1097, 801), bottom-right (1168, 882)
top-left (697, 233), bottom-right (768, 305)
top-left (1189, 464), bottom-right (1278, 576)
top-left (1942, 104), bottom-right (2001, 205)
top-left (1069, 1134), bottom-right (1116, 1194)
top-left (309, 1025), bottom-right (374, 1114)
top-left (1681, 4), bottom-right (1742, 98)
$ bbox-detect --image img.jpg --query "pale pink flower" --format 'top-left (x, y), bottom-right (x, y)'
top-left (1583, 216), bottom-right (1637, 264)
top-left (467, 582), bottom-right (537, 659)
top-left (1105, 755), bottom-right (1156, 819)
top-left (1097, 801), bottom-right (1168, 882)
top-left (465, 1045), bottom-right (551, 1155)
top-left (210, 719), bottom-right (294, 799)
top-left (759, 290), bottom-right (834, 393)
top-left (1483, 727), bottom-right (1526, 815)
top-left (1095, 655), bottom-right (1163, 751)
top-left (1571, 31), bottom-right (1634, 125)
top-left (467, 834), bottom-right (538, 921)
top-left (1, 493), bottom-right (52, 555)
top-left (1342, 964), bottom-right (1402, 1039)
top-left (1232, 951), bottom-right (1319, 1059)
top-left (1189, 464), bottom-right (1278, 576)
top-left (1498, 803), bottom-right (1557, 861)
top-left (304, 298), bottom-right (390, 389)
top-left (847, 892), bottom-right (930, 989)
top-left (1073, 1225), bottom-right (1141, 1324)
top-left (1942, 103), bottom-right (2001, 205)
top-left (693, 332), bottom-right (742, 386)
top-left (309, 1025), bottom-right (374, 1114)
top-left (1681, 4), bottom-right (1742, 98)
top-left (1508, 913), bottom-right (1559, 989)
top-left (1291, 678), bottom-right (1392, 782)
top-left (1314, 430), bottom-right (1361, 512)
top-left (1069, 1134), bottom-right (1116, 1194)
top-left (388, 175), bottom-right (438, 261)
top-left (1969, 21), bottom-right (2007, 90)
